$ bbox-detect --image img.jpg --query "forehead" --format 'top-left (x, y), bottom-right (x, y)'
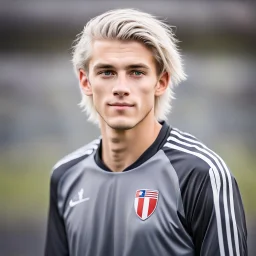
top-left (89, 40), bottom-right (156, 69)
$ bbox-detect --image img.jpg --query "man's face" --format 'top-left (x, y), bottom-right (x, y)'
top-left (80, 40), bottom-right (168, 130)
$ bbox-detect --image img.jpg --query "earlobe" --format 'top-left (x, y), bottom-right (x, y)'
top-left (155, 72), bottom-right (170, 96)
top-left (79, 69), bottom-right (93, 96)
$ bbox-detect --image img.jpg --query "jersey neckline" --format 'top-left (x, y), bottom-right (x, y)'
top-left (94, 121), bottom-right (172, 172)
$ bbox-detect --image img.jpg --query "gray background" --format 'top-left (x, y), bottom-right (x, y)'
top-left (1, 1), bottom-right (256, 255)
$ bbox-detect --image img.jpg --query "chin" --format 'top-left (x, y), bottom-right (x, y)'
top-left (99, 109), bottom-right (153, 131)
top-left (106, 117), bottom-right (138, 130)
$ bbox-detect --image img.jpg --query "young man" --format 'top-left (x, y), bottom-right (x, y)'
top-left (45, 9), bottom-right (247, 256)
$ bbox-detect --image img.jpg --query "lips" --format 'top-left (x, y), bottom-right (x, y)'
top-left (108, 102), bottom-right (134, 107)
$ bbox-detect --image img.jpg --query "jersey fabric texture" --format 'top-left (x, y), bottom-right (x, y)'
top-left (45, 121), bottom-right (247, 256)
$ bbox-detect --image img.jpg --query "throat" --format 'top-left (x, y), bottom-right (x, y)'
top-left (103, 140), bottom-right (132, 172)
top-left (100, 121), bottom-right (162, 172)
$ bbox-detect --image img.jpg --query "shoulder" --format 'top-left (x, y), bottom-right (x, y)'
top-left (162, 127), bottom-right (235, 215)
top-left (50, 138), bottom-right (100, 187)
top-left (163, 130), bottom-right (247, 256)
top-left (162, 127), bottom-right (232, 182)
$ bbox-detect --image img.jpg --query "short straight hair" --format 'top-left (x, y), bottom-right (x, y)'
top-left (72, 9), bottom-right (186, 124)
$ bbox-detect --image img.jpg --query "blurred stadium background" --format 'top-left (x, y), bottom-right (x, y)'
top-left (1, 0), bottom-right (256, 255)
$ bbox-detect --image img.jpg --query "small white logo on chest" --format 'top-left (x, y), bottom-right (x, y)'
top-left (69, 188), bottom-right (90, 207)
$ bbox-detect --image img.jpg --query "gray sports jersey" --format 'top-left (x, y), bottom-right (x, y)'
top-left (45, 121), bottom-right (247, 256)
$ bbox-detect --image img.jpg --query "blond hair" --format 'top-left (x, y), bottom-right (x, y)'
top-left (72, 9), bottom-right (186, 124)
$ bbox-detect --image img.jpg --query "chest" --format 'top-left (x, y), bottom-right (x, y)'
top-left (61, 161), bottom-right (192, 256)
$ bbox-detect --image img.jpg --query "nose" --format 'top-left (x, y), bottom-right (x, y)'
top-left (112, 76), bottom-right (130, 97)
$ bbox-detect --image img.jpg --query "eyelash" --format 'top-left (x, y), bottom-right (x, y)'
top-left (98, 70), bottom-right (145, 77)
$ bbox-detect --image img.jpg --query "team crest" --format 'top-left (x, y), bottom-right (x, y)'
top-left (134, 189), bottom-right (159, 220)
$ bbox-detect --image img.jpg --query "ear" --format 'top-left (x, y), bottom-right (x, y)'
top-left (79, 69), bottom-right (93, 96)
top-left (155, 72), bottom-right (170, 96)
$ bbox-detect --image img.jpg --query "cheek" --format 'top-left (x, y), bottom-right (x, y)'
top-left (139, 77), bottom-right (157, 94)
top-left (136, 83), bottom-right (156, 102)
top-left (92, 83), bottom-right (109, 101)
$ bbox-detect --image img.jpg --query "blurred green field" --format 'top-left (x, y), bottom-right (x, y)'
top-left (1, 161), bottom-right (50, 221)
top-left (1, 144), bottom-right (255, 222)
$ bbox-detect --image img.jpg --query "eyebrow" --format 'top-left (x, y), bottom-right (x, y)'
top-left (92, 63), bottom-right (150, 71)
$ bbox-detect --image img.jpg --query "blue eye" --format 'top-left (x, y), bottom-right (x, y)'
top-left (103, 71), bottom-right (113, 76)
top-left (98, 70), bottom-right (115, 77)
top-left (132, 71), bottom-right (143, 76)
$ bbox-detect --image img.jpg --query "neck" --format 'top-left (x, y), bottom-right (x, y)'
top-left (99, 116), bottom-right (162, 172)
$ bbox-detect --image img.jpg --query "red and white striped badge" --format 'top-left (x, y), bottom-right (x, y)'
top-left (134, 189), bottom-right (159, 220)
